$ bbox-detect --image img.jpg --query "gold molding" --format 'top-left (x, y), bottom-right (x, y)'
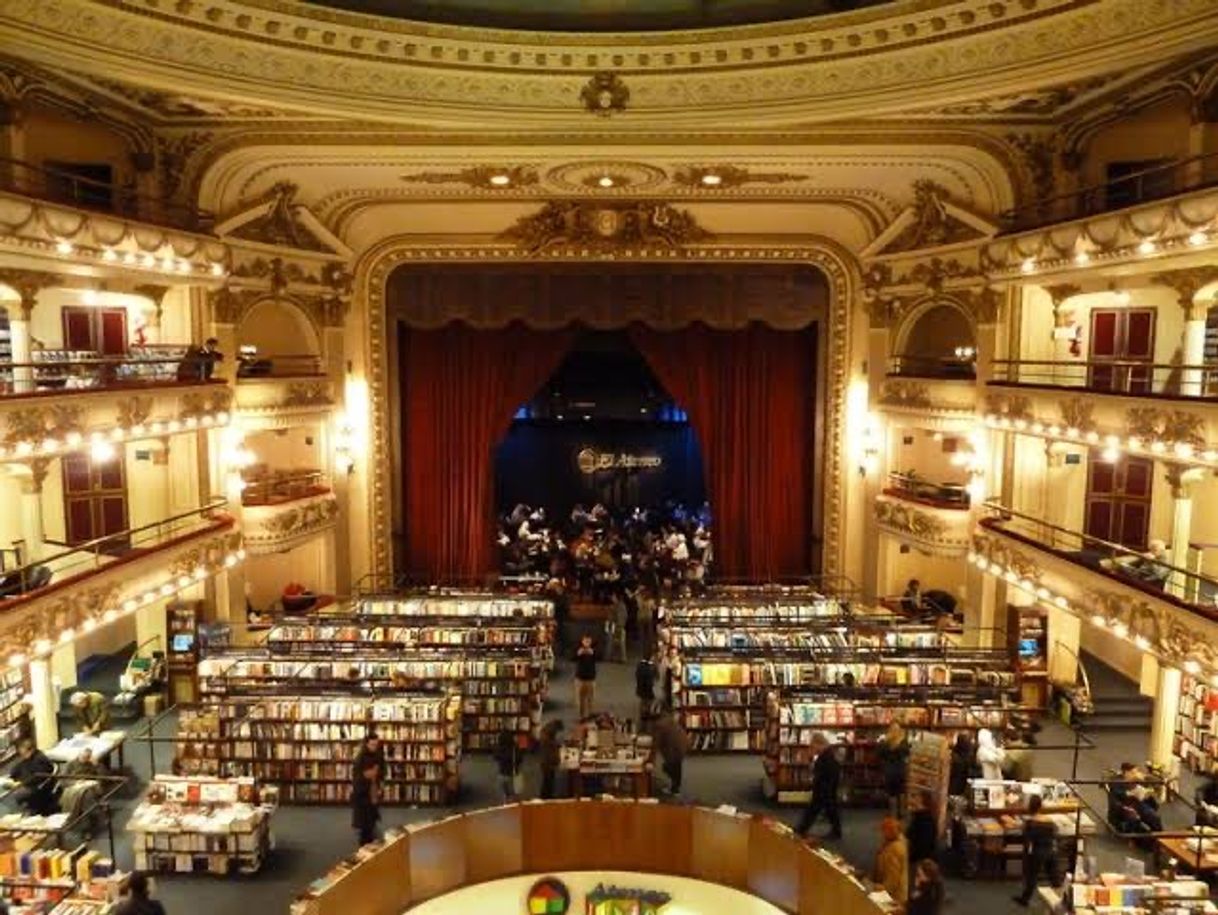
top-left (355, 239), bottom-right (858, 582)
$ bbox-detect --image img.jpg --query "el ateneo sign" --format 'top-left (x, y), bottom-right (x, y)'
top-left (577, 448), bottom-right (663, 474)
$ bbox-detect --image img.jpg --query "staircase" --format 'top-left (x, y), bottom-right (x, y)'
top-left (1079, 652), bottom-right (1154, 733)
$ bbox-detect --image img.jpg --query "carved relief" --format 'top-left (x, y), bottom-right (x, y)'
top-left (671, 165), bottom-right (804, 189)
top-left (984, 393), bottom-right (1033, 421)
top-left (878, 381), bottom-right (933, 409)
top-left (0, 268), bottom-right (59, 315)
top-left (116, 397), bottom-right (154, 430)
top-left (1058, 398), bottom-right (1095, 433)
top-left (228, 182), bottom-right (331, 253)
top-left (1005, 132), bottom-right (1058, 202)
top-left (580, 72), bottom-right (629, 116)
top-left (1152, 267), bottom-right (1218, 317)
top-left (887, 180), bottom-right (985, 252)
top-left (283, 382), bottom-right (332, 408)
top-left (971, 532), bottom-right (1043, 585)
top-left (1125, 407), bottom-right (1207, 449)
top-left (208, 287), bottom-right (264, 325)
top-left (400, 165), bottom-right (540, 189)
top-left (906, 257), bottom-right (981, 292)
top-left (874, 498), bottom-right (948, 540)
top-left (179, 389), bottom-right (232, 420)
top-left (498, 201), bottom-right (711, 253)
top-left (245, 495), bottom-right (339, 550)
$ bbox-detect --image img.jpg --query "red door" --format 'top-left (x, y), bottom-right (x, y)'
top-left (1085, 454), bottom-right (1152, 549)
top-left (61, 306), bottom-right (127, 355)
top-left (1088, 308), bottom-right (1155, 393)
top-left (62, 453), bottom-right (129, 548)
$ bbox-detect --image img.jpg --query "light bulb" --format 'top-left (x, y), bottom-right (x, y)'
top-left (1137, 239), bottom-right (1156, 255)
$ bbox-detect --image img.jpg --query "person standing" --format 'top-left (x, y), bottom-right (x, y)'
top-left (948, 733), bottom-right (974, 796)
top-left (635, 657), bottom-right (657, 724)
top-left (976, 728), bottom-right (1006, 781)
top-left (353, 733), bottom-right (385, 785)
top-left (873, 817), bottom-right (910, 906)
top-left (538, 720), bottom-right (564, 800)
top-left (351, 759), bottom-right (381, 848)
top-left (651, 711), bottom-right (689, 795)
top-left (494, 730), bottom-right (522, 801)
top-left (878, 722), bottom-right (910, 818)
top-left (1013, 794), bottom-right (1059, 907)
top-left (574, 634), bottom-right (598, 720)
top-left (795, 733), bottom-right (842, 840)
top-left (114, 873), bottom-right (166, 915)
top-left (906, 789), bottom-right (939, 867)
top-left (907, 860), bottom-right (946, 915)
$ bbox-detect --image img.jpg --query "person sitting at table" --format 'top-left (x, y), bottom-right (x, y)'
top-left (70, 691), bottom-right (111, 736)
top-left (64, 748), bottom-right (103, 780)
top-left (12, 738), bottom-right (58, 816)
top-left (1103, 540), bottom-right (1170, 589)
top-left (1196, 767), bottom-right (1218, 827)
top-left (1108, 762), bottom-right (1163, 837)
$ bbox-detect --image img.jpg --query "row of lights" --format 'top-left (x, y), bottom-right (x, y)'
top-left (52, 240), bottom-right (227, 278)
top-left (0, 411), bottom-right (231, 463)
top-left (981, 412), bottom-right (1218, 468)
top-left (7, 548), bottom-right (247, 670)
top-left (486, 171), bottom-right (723, 188)
top-left (967, 551), bottom-right (1218, 686)
top-left (1019, 229), bottom-right (1211, 275)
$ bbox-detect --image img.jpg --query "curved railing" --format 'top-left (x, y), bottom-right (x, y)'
top-left (290, 800), bottom-right (898, 915)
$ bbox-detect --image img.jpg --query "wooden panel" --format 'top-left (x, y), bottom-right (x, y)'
top-left (689, 807), bottom-right (750, 890)
top-left (99, 308), bottom-right (127, 355)
top-left (1089, 310), bottom-right (1118, 358)
top-left (1085, 500), bottom-right (1112, 543)
top-left (747, 818), bottom-right (800, 913)
top-left (62, 307), bottom-right (94, 351)
top-left (63, 453), bottom-right (91, 492)
top-left (463, 805), bottom-right (523, 885)
top-left (66, 499), bottom-right (94, 545)
top-left (1122, 458), bottom-right (1152, 498)
top-left (316, 834), bottom-right (411, 915)
top-left (1119, 503), bottom-right (1149, 550)
top-left (409, 816), bottom-right (467, 903)
top-left (520, 801), bottom-right (692, 875)
top-left (1125, 309), bottom-right (1155, 360)
top-left (798, 846), bottom-right (865, 915)
top-left (99, 496), bottom-right (127, 538)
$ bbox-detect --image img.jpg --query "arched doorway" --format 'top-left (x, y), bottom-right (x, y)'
top-left (896, 302), bottom-right (976, 378)
top-left (388, 263), bottom-right (827, 583)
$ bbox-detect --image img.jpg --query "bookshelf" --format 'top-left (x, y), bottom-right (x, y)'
top-left (673, 645), bottom-right (1015, 753)
top-left (267, 620), bottom-right (549, 655)
top-left (0, 836), bottom-right (120, 910)
top-left (762, 688), bottom-right (1014, 806)
top-left (905, 731), bottom-right (950, 832)
top-left (1007, 605), bottom-right (1049, 708)
top-left (176, 694), bottom-right (461, 805)
top-left (0, 668), bottom-right (26, 764)
top-left (1175, 673), bottom-right (1218, 773)
top-left (128, 775), bottom-right (276, 875)
top-left (1071, 877), bottom-right (1212, 914)
top-left (167, 601), bottom-right (203, 706)
top-left (354, 594), bottom-right (554, 621)
top-left (659, 594), bottom-right (853, 627)
top-left (198, 653), bottom-right (541, 750)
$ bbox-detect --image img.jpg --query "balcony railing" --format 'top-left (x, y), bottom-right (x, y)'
top-left (0, 347), bottom-right (224, 398)
top-left (999, 151), bottom-right (1218, 234)
top-left (236, 353), bottom-right (324, 379)
top-left (884, 472), bottom-right (970, 509)
top-left (0, 499), bottom-right (232, 604)
top-left (241, 470), bottom-right (330, 506)
top-left (990, 359), bottom-right (1218, 400)
top-left (887, 355), bottom-right (977, 380)
top-left (0, 156), bottom-right (214, 234)
top-left (980, 501), bottom-right (1218, 618)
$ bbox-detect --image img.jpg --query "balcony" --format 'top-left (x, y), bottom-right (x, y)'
top-left (0, 156), bottom-right (213, 234)
top-left (887, 354), bottom-right (976, 381)
top-left (991, 359), bottom-right (1218, 402)
top-left (0, 347), bottom-right (226, 400)
top-left (883, 471), bottom-right (970, 510)
top-left (999, 152), bottom-right (1218, 234)
top-left (0, 501), bottom-right (240, 662)
top-left (978, 502), bottom-right (1218, 620)
top-left (877, 358), bottom-right (978, 426)
top-left (233, 356), bottom-right (332, 427)
top-left (242, 490), bottom-right (338, 556)
top-left (873, 492), bottom-right (971, 557)
top-left (241, 470), bottom-right (330, 507)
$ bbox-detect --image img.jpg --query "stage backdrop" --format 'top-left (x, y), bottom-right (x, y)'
top-left (392, 264), bottom-right (826, 582)
top-left (495, 420), bottom-right (706, 518)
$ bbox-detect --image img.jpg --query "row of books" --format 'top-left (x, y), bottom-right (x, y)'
top-left (275, 782), bottom-right (451, 804)
top-left (1071, 877), bottom-right (1209, 909)
top-left (0, 843), bottom-right (114, 884)
top-left (268, 623), bottom-right (545, 648)
top-left (1175, 675), bottom-right (1218, 773)
top-left (778, 701), bottom-right (1010, 729)
top-left (354, 596), bottom-right (553, 619)
top-left (682, 661), bottom-right (1010, 688)
top-left (199, 656), bottom-right (539, 685)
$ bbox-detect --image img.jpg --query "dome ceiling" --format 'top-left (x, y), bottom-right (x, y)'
top-left (301, 0), bottom-right (892, 32)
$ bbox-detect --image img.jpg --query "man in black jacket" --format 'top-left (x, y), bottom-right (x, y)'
top-left (12, 739), bottom-right (57, 816)
top-left (795, 732), bottom-right (842, 840)
top-left (1013, 794), bottom-right (1059, 906)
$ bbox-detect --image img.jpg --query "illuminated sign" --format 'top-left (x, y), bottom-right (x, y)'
top-left (576, 448), bottom-right (663, 474)
top-left (527, 877), bottom-right (571, 915)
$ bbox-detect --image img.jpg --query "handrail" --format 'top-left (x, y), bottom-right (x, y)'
top-left (0, 498), bottom-right (231, 602)
top-left (0, 352), bottom-right (225, 397)
top-left (0, 155), bottom-right (214, 233)
top-left (241, 470), bottom-right (330, 507)
top-left (887, 354), bottom-right (976, 379)
top-left (236, 353), bottom-right (325, 379)
top-left (1000, 150), bottom-right (1218, 233)
top-left (885, 471), bottom-right (970, 508)
top-left (990, 358), bottom-right (1218, 399)
top-left (980, 501), bottom-right (1218, 616)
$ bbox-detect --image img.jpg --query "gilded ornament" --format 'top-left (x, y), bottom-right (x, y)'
top-left (874, 498), bottom-right (948, 540)
top-left (879, 381), bottom-right (933, 409)
top-left (116, 397), bottom-right (155, 430)
top-left (1058, 398), bottom-right (1095, 433)
top-left (887, 180), bottom-right (984, 252)
top-left (984, 393), bottom-right (1032, 421)
top-left (1125, 407), bottom-right (1206, 449)
top-left (498, 201), bottom-right (711, 253)
top-left (400, 165), bottom-right (540, 189)
top-left (283, 382), bottom-right (332, 408)
top-left (580, 72), bottom-right (629, 116)
top-left (1151, 267), bottom-right (1218, 317)
top-left (671, 165), bottom-right (804, 190)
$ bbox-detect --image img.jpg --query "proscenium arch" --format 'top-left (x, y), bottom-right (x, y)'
top-left (350, 238), bottom-right (862, 586)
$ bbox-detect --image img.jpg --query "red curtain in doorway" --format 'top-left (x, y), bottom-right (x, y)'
top-left (400, 323), bottom-right (574, 581)
top-left (631, 324), bottom-right (814, 580)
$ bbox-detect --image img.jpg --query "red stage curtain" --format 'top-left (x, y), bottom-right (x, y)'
top-left (400, 323), bottom-right (574, 581)
top-left (631, 324), bottom-right (814, 579)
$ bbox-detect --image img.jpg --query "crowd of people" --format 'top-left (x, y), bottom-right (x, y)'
top-left (498, 501), bottom-right (713, 601)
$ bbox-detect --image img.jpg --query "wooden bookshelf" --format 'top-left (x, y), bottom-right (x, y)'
top-left (1175, 673), bottom-right (1218, 773)
top-left (176, 694), bottom-right (461, 806)
top-left (0, 667), bottom-right (26, 764)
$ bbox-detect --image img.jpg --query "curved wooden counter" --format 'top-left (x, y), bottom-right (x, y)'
top-left (294, 800), bottom-right (897, 915)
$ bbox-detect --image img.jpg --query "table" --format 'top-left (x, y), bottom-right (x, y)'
top-left (45, 731), bottom-right (126, 769)
top-left (1156, 835), bottom-right (1218, 875)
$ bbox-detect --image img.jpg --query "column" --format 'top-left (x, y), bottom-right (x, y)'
top-left (1166, 465), bottom-right (1200, 600)
top-left (28, 659), bottom-right (58, 750)
top-left (17, 461), bottom-right (48, 562)
top-left (0, 100), bottom-right (26, 189)
top-left (965, 562), bottom-right (1001, 647)
top-left (1182, 297), bottom-right (1211, 397)
top-left (0, 271), bottom-right (56, 393)
top-left (1043, 285), bottom-right (1082, 386)
top-left (1047, 607), bottom-right (1081, 687)
top-left (1149, 664), bottom-right (1183, 768)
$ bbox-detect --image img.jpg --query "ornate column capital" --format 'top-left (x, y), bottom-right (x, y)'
top-left (22, 458), bottom-right (49, 495)
top-left (0, 269), bottom-right (59, 319)
top-left (1043, 283), bottom-right (1082, 310)
top-left (1165, 463), bottom-right (1206, 499)
top-left (1151, 267), bottom-right (1218, 318)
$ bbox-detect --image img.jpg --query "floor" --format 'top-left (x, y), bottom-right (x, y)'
top-left (21, 629), bottom-right (1200, 915)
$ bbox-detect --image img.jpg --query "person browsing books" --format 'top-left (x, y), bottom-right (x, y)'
top-left (114, 873), bottom-right (166, 915)
top-left (794, 732), bottom-right (843, 840)
top-left (574, 634), bottom-right (598, 719)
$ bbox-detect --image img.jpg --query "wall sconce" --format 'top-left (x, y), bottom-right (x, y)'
top-left (953, 345), bottom-right (977, 361)
top-left (858, 417), bottom-right (881, 477)
top-left (334, 413), bottom-right (356, 475)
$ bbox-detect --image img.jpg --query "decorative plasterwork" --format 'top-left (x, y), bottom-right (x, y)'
top-left (179, 390), bottom-right (234, 422)
top-left (1151, 266), bottom-right (1218, 318)
top-left (1058, 398), bottom-right (1096, 433)
top-left (3, 0), bottom-right (1216, 127)
top-left (906, 74), bottom-right (1125, 120)
top-left (356, 239), bottom-right (857, 581)
top-left (580, 73), bottom-right (629, 117)
top-left (671, 165), bottom-right (805, 190)
top-left (874, 495), bottom-right (969, 556)
top-left (0, 267), bottom-right (59, 315)
top-left (216, 182), bottom-right (352, 258)
top-left (243, 492), bottom-right (339, 554)
top-left (498, 202), bottom-right (711, 254)
top-left (399, 165), bottom-right (540, 190)
top-left (971, 531), bottom-right (1043, 586)
top-left (984, 392), bottom-right (1033, 423)
top-left (209, 285), bottom-right (350, 330)
top-left (864, 180), bottom-right (998, 257)
top-left (878, 381), bottom-right (932, 410)
top-left (1125, 407), bottom-right (1207, 450)
top-left (546, 162), bottom-right (667, 195)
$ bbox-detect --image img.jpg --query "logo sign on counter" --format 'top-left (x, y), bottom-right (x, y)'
top-left (576, 448), bottom-right (663, 474)
top-left (527, 877), bottom-right (571, 915)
